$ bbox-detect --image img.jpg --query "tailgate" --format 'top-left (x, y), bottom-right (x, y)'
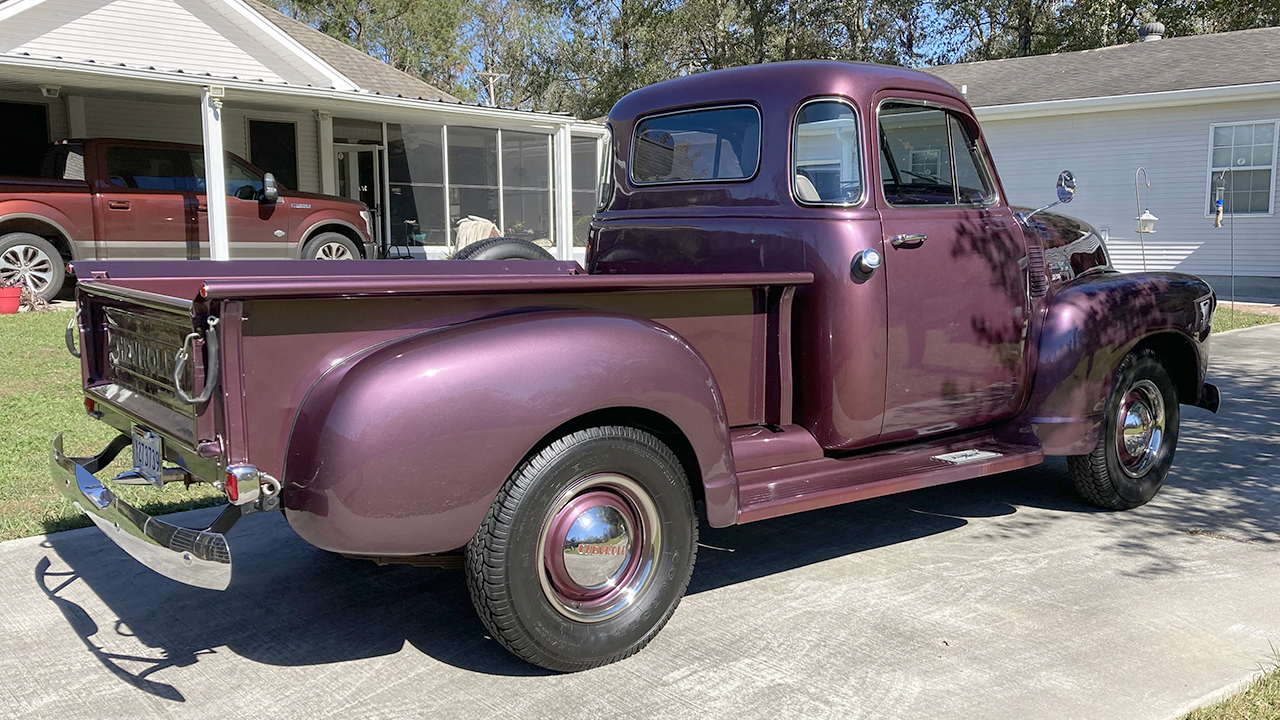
top-left (75, 281), bottom-right (222, 482)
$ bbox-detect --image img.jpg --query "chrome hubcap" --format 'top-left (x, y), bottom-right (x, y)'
top-left (0, 244), bottom-right (54, 294)
top-left (315, 242), bottom-right (353, 260)
top-left (537, 473), bottom-right (660, 623)
top-left (1115, 379), bottom-right (1165, 478)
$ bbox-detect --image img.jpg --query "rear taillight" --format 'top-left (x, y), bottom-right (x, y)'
top-left (84, 397), bottom-right (95, 414)
top-left (224, 470), bottom-right (239, 502)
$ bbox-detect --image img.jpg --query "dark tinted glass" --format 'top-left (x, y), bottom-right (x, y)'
top-left (249, 120), bottom-right (297, 190)
top-left (105, 147), bottom-right (188, 190)
top-left (631, 106), bottom-right (760, 184)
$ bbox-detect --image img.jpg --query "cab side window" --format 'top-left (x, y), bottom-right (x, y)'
top-left (879, 102), bottom-right (994, 206)
top-left (105, 147), bottom-right (188, 190)
top-left (792, 100), bottom-right (862, 205)
top-left (189, 152), bottom-right (266, 200)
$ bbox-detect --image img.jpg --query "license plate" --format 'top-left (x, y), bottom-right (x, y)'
top-left (132, 427), bottom-right (164, 489)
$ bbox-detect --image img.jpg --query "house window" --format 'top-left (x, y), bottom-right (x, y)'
top-left (248, 120), bottom-right (298, 190)
top-left (1208, 120), bottom-right (1277, 215)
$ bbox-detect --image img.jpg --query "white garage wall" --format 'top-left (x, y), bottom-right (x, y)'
top-left (80, 96), bottom-right (320, 191)
top-left (979, 98), bottom-right (1280, 278)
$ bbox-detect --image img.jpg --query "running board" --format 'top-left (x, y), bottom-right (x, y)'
top-left (736, 433), bottom-right (1043, 524)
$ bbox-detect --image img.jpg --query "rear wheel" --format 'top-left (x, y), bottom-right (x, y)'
top-left (1068, 349), bottom-right (1180, 509)
top-left (466, 426), bottom-right (697, 672)
top-left (0, 232), bottom-right (64, 302)
top-left (302, 232), bottom-right (360, 260)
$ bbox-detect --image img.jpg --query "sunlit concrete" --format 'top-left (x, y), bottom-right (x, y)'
top-left (2, 325), bottom-right (1278, 719)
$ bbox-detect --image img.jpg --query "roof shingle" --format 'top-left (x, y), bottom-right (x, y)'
top-left (243, 0), bottom-right (460, 102)
top-left (926, 26), bottom-right (1280, 107)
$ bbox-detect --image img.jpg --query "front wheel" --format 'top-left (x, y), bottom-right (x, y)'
top-left (466, 426), bottom-right (697, 672)
top-left (302, 232), bottom-right (360, 260)
top-left (1068, 349), bottom-right (1180, 509)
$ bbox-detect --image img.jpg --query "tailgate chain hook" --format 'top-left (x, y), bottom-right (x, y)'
top-left (174, 316), bottom-right (221, 405)
top-left (65, 309), bottom-right (81, 359)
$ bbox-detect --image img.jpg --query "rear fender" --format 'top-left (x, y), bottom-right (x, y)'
top-left (1012, 271), bottom-right (1214, 455)
top-left (282, 310), bottom-right (735, 556)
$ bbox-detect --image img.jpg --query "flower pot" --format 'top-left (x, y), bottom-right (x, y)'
top-left (0, 286), bottom-right (20, 314)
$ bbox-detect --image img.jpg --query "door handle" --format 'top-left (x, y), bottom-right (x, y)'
top-left (889, 233), bottom-right (927, 248)
top-left (107, 200), bottom-right (130, 210)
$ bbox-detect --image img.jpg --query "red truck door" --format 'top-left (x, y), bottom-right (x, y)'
top-left (189, 151), bottom-right (286, 258)
top-left (873, 96), bottom-right (1030, 442)
top-left (94, 143), bottom-right (196, 259)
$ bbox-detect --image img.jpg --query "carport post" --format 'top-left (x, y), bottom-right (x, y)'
top-left (201, 86), bottom-right (230, 261)
top-left (553, 123), bottom-right (574, 261)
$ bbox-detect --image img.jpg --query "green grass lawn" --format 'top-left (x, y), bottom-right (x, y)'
top-left (1214, 309), bottom-right (1280, 334)
top-left (1184, 663), bottom-right (1280, 719)
top-left (0, 310), bottom-right (223, 542)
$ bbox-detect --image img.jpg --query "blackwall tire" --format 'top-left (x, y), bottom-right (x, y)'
top-left (0, 233), bottom-right (65, 302)
top-left (302, 232), bottom-right (361, 260)
top-left (449, 237), bottom-right (555, 261)
top-left (1068, 349), bottom-right (1180, 510)
top-left (465, 426), bottom-right (698, 672)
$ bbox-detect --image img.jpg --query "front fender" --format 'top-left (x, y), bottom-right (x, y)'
top-left (282, 310), bottom-right (734, 556)
top-left (1015, 271), bottom-right (1214, 455)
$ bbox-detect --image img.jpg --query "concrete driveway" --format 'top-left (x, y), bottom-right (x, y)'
top-left (2, 325), bottom-right (1278, 720)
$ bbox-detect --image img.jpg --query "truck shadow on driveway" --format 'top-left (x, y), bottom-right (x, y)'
top-left (34, 361), bottom-right (1277, 697)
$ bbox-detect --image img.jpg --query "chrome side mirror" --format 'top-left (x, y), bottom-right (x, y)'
top-left (1056, 170), bottom-right (1076, 204)
top-left (1018, 169), bottom-right (1077, 225)
top-left (262, 172), bottom-right (279, 204)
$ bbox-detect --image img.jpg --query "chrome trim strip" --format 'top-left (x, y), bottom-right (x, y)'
top-left (51, 433), bottom-right (231, 591)
top-left (80, 282), bottom-right (195, 313)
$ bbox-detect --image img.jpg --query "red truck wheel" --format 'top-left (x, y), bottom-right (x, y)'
top-left (466, 425), bottom-right (698, 672)
top-left (303, 232), bottom-right (360, 260)
top-left (0, 233), bottom-right (64, 302)
top-left (1068, 349), bottom-right (1180, 509)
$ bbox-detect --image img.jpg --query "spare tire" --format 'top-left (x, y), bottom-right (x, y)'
top-left (450, 237), bottom-right (555, 261)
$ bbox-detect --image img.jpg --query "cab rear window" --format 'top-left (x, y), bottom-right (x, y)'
top-left (631, 106), bottom-right (760, 185)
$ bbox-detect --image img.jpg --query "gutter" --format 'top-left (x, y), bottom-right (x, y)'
top-left (973, 81), bottom-right (1280, 120)
top-left (0, 53), bottom-right (605, 135)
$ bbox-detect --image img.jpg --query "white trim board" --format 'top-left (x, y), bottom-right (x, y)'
top-left (972, 81), bottom-right (1280, 120)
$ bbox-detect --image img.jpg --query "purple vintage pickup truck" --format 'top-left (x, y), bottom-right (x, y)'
top-left (53, 61), bottom-right (1219, 672)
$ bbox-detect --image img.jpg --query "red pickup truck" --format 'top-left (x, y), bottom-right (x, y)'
top-left (53, 61), bottom-right (1218, 672)
top-left (0, 139), bottom-right (374, 299)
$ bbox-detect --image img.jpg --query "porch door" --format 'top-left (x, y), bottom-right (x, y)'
top-left (335, 144), bottom-right (382, 246)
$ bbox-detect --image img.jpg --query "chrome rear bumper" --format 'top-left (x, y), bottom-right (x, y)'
top-left (51, 433), bottom-right (232, 590)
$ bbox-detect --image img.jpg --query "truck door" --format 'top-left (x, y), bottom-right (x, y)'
top-left (874, 96), bottom-right (1030, 442)
top-left (95, 144), bottom-right (195, 259)
top-left (190, 151), bottom-right (285, 258)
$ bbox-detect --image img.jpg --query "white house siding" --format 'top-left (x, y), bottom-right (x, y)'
top-left (79, 96), bottom-right (321, 191)
top-left (979, 98), bottom-right (1280, 279)
top-left (0, 0), bottom-right (323, 86)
